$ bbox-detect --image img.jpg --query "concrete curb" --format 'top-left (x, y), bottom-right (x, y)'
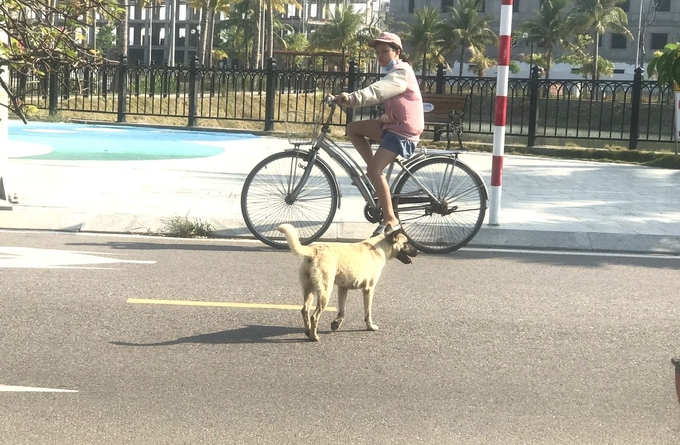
top-left (2, 207), bottom-right (679, 255)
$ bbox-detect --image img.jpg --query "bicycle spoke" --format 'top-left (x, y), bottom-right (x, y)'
top-left (241, 151), bottom-right (338, 248)
top-left (395, 157), bottom-right (486, 253)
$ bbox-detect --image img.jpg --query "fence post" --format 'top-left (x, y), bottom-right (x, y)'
top-left (116, 54), bottom-right (128, 123)
top-left (48, 65), bottom-right (58, 116)
top-left (102, 60), bottom-right (108, 98)
top-left (83, 66), bottom-right (90, 98)
top-left (149, 60), bottom-right (156, 97)
top-left (162, 61), bottom-right (169, 98)
top-left (629, 67), bottom-right (643, 150)
top-left (527, 65), bottom-right (539, 147)
top-left (346, 59), bottom-right (358, 124)
top-left (436, 63), bottom-right (445, 94)
top-left (188, 56), bottom-right (198, 127)
top-left (264, 57), bottom-right (277, 131)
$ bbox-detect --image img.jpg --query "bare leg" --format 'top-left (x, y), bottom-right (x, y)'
top-left (346, 119), bottom-right (382, 166)
top-left (362, 288), bottom-right (379, 331)
top-left (346, 120), bottom-right (399, 227)
top-left (367, 147), bottom-right (399, 227)
top-left (331, 287), bottom-right (348, 331)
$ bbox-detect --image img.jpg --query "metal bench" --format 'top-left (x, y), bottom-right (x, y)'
top-left (420, 93), bottom-right (469, 150)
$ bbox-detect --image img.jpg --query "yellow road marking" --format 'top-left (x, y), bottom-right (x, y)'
top-left (126, 298), bottom-right (337, 312)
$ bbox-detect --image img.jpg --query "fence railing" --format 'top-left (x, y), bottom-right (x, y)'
top-left (9, 56), bottom-right (676, 149)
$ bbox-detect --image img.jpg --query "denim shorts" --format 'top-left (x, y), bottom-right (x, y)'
top-left (380, 130), bottom-right (416, 159)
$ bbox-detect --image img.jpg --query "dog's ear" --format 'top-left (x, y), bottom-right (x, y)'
top-left (385, 224), bottom-right (402, 241)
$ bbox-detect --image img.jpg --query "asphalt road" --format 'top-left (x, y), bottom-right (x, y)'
top-left (2, 230), bottom-right (680, 445)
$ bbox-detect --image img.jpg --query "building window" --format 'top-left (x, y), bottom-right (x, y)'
top-left (408, 0), bottom-right (414, 13)
top-left (611, 33), bottom-right (627, 49)
top-left (513, 0), bottom-right (519, 12)
top-left (650, 33), bottom-right (668, 50)
top-left (656, 0), bottom-right (670, 12)
top-left (441, 0), bottom-right (454, 12)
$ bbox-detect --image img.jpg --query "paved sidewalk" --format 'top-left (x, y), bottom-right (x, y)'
top-left (2, 122), bottom-right (680, 254)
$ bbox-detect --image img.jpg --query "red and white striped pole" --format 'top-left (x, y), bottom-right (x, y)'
top-left (488, 0), bottom-right (514, 225)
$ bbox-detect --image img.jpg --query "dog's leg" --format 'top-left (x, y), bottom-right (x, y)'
top-left (331, 287), bottom-right (348, 331)
top-left (363, 288), bottom-right (379, 331)
top-left (309, 277), bottom-right (333, 342)
top-left (301, 285), bottom-right (314, 339)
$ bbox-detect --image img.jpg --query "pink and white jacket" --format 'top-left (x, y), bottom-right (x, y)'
top-left (345, 60), bottom-right (424, 142)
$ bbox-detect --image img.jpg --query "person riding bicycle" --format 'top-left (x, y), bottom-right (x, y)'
top-left (332, 31), bottom-right (424, 236)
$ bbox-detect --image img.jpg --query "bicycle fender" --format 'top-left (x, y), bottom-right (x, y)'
top-left (283, 148), bottom-right (343, 209)
top-left (394, 155), bottom-right (489, 201)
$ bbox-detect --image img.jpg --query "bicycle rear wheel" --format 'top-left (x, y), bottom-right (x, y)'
top-left (393, 156), bottom-right (487, 254)
top-left (241, 151), bottom-right (339, 249)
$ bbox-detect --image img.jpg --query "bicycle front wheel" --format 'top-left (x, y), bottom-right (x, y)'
top-left (394, 156), bottom-right (487, 254)
top-left (241, 151), bottom-right (339, 249)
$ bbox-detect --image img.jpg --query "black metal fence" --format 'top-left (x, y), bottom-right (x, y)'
top-left (9, 56), bottom-right (676, 149)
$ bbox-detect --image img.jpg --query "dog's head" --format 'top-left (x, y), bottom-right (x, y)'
top-left (384, 224), bottom-right (418, 264)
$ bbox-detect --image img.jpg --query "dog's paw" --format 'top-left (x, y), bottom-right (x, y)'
top-left (331, 319), bottom-right (344, 331)
top-left (305, 329), bottom-right (312, 339)
top-left (366, 323), bottom-right (379, 332)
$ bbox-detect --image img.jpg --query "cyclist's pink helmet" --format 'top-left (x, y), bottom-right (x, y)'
top-left (368, 32), bottom-right (402, 51)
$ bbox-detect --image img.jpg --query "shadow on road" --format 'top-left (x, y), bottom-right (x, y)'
top-left (110, 324), bottom-right (305, 346)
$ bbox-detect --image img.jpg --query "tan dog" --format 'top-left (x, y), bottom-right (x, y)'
top-left (277, 223), bottom-right (417, 342)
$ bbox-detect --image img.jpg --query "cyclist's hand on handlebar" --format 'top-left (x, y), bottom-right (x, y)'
top-left (330, 93), bottom-right (351, 106)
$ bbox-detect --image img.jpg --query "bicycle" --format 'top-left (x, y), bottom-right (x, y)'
top-left (240, 98), bottom-right (488, 254)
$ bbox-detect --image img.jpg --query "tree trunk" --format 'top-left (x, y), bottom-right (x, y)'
top-left (206, 12), bottom-right (216, 67)
top-left (458, 45), bottom-right (465, 77)
top-left (266, 0), bottom-right (273, 62)
top-left (593, 32), bottom-right (600, 81)
top-left (115, 0), bottom-right (128, 58)
top-left (197, 3), bottom-right (210, 66)
top-left (252, 0), bottom-right (262, 68)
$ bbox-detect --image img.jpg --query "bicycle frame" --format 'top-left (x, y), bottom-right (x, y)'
top-left (284, 102), bottom-right (488, 221)
top-left (286, 106), bottom-right (380, 212)
top-left (243, 100), bottom-right (490, 252)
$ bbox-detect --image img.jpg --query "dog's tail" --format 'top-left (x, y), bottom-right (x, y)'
top-left (277, 224), bottom-right (315, 257)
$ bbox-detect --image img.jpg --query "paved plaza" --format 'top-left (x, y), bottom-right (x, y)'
top-left (2, 121), bottom-right (680, 254)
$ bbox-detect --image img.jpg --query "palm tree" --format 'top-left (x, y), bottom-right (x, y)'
top-left (263, 0), bottom-right (298, 63)
top-left (517, 0), bottom-right (570, 80)
top-left (570, 0), bottom-right (633, 80)
top-left (189, 0), bottom-right (232, 66)
top-left (400, 7), bottom-right (446, 80)
top-left (217, 1), bottom-right (257, 66)
top-left (442, 0), bottom-right (497, 77)
top-left (309, 3), bottom-right (364, 70)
